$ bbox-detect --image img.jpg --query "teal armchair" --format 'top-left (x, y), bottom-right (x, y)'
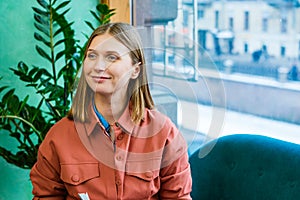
top-left (189, 134), bottom-right (300, 200)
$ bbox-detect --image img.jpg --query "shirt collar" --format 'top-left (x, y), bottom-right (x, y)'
top-left (92, 100), bottom-right (110, 133)
top-left (116, 104), bottom-right (135, 134)
top-left (84, 103), bottom-right (136, 136)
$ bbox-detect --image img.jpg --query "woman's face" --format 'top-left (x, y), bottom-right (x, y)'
top-left (84, 33), bottom-right (140, 95)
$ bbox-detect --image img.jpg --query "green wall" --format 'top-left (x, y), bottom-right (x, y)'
top-left (0, 0), bottom-right (99, 198)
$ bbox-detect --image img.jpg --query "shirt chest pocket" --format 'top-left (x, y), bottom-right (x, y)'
top-left (125, 169), bottom-right (160, 198)
top-left (60, 163), bottom-right (100, 186)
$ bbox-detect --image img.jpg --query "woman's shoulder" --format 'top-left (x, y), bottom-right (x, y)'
top-left (144, 108), bottom-right (176, 130)
top-left (44, 117), bottom-right (75, 140)
top-left (127, 108), bottom-right (180, 140)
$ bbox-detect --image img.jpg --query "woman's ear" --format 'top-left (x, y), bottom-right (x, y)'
top-left (131, 62), bottom-right (141, 79)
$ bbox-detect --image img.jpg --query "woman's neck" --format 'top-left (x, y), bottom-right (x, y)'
top-left (94, 93), bottom-right (127, 124)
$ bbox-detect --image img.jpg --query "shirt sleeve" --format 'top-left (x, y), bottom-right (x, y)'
top-left (159, 121), bottom-right (192, 199)
top-left (30, 141), bottom-right (67, 199)
top-left (159, 151), bottom-right (192, 199)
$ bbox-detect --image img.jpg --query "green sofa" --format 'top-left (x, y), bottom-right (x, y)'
top-left (189, 134), bottom-right (300, 200)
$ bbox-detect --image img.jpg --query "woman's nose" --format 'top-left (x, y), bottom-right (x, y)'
top-left (94, 58), bottom-right (107, 71)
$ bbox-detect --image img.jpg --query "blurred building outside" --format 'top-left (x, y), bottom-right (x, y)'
top-left (152, 0), bottom-right (300, 81)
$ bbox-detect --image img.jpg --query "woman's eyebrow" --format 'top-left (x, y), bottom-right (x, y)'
top-left (87, 49), bottom-right (120, 54)
top-left (87, 48), bottom-right (96, 52)
top-left (106, 50), bottom-right (122, 55)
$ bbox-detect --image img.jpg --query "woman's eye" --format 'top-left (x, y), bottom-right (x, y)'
top-left (105, 54), bottom-right (118, 62)
top-left (87, 53), bottom-right (97, 60)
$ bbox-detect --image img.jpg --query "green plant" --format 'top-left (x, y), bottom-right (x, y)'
top-left (0, 0), bottom-right (115, 169)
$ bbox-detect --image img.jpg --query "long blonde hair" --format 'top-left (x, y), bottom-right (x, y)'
top-left (68, 22), bottom-right (154, 124)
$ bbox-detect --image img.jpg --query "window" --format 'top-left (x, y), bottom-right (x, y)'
top-left (215, 10), bottom-right (219, 29)
top-left (183, 10), bottom-right (189, 26)
top-left (280, 17), bottom-right (287, 33)
top-left (244, 43), bottom-right (248, 53)
top-left (280, 46), bottom-right (286, 57)
top-left (262, 17), bottom-right (268, 32)
top-left (229, 17), bottom-right (234, 30)
top-left (244, 11), bottom-right (249, 31)
top-left (198, 9), bottom-right (204, 19)
top-left (132, 0), bottom-right (300, 152)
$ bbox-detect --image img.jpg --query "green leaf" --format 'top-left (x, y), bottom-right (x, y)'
top-left (17, 95), bottom-right (30, 114)
top-left (97, 3), bottom-right (109, 13)
top-left (3, 89), bottom-right (15, 101)
top-left (34, 14), bottom-right (49, 26)
top-left (54, 38), bottom-right (66, 47)
top-left (35, 45), bottom-right (52, 62)
top-left (17, 61), bottom-right (29, 74)
top-left (54, 0), bottom-right (71, 11)
top-left (32, 7), bottom-right (49, 16)
top-left (28, 67), bottom-right (39, 78)
top-left (34, 32), bottom-right (51, 47)
top-left (90, 10), bottom-right (99, 21)
top-left (1, 123), bottom-right (12, 131)
top-left (53, 8), bottom-right (71, 21)
top-left (34, 22), bottom-right (50, 37)
top-left (53, 21), bottom-right (73, 37)
top-left (2, 89), bottom-right (15, 107)
top-left (52, 0), bottom-right (58, 6)
top-left (8, 95), bottom-right (20, 113)
top-left (33, 69), bottom-right (45, 82)
top-left (85, 21), bottom-right (95, 30)
top-left (37, 0), bottom-right (49, 9)
top-left (9, 68), bottom-right (23, 77)
top-left (9, 132), bottom-right (21, 140)
top-left (39, 68), bottom-right (52, 77)
top-left (26, 83), bottom-right (38, 88)
top-left (55, 50), bottom-right (65, 61)
top-left (19, 75), bottom-right (33, 83)
top-left (0, 86), bottom-right (9, 93)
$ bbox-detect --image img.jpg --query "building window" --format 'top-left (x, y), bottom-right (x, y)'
top-left (198, 9), bottom-right (204, 19)
top-left (280, 46), bottom-right (286, 57)
top-left (183, 10), bottom-right (189, 26)
top-left (244, 11), bottom-right (249, 31)
top-left (244, 43), bottom-right (248, 53)
top-left (262, 17), bottom-right (268, 32)
top-left (280, 18), bottom-right (287, 33)
top-left (229, 17), bottom-right (234, 30)
top-left (215, 10), bottom-right (219, 29)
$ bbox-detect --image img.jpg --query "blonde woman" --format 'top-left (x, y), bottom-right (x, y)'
top-left (30, 22), bottom-right (192, 199)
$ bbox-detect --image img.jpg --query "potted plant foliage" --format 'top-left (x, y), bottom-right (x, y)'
top-left (0, 0), bottom-right (115, 169)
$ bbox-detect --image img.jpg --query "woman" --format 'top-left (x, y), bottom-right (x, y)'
top-left (30, 22), bottom-right (192, 199)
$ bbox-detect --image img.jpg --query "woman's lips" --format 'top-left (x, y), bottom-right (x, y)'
top-left (92, 76), bottom-right (111, 83)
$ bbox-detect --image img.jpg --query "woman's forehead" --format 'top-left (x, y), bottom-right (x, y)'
top-left (89, 34), bottom-right (129, 54)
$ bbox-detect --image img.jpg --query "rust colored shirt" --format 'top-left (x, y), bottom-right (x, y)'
top-left (30, 105), bottom-right (192, 199)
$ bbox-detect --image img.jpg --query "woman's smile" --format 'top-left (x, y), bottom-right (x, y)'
top-left (92, 75), bottom-right (111, 83)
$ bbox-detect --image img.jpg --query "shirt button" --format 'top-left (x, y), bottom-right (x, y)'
top-left (116, 179), bottom-right (122, 186)
top-left (71, 174), bottom-right (80, 182)
top-left (116, 155), bottom-right (123, 161)
top-left (117, 134), bottom-right (124, 140)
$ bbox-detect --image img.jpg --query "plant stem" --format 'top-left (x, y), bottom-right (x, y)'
top-left (49, 1), bottom-right (57, 86)
top-left (0, 115), bottom-right (43, 142)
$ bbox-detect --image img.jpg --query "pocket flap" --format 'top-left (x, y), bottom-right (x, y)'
top-left (126, 170), bottom-right (159, 182)
top-left (60, 163), bottom-right (99, 185)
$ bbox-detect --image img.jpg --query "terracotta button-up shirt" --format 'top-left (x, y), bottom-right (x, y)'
top-left (30, 105), bottom-right (192, 199)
